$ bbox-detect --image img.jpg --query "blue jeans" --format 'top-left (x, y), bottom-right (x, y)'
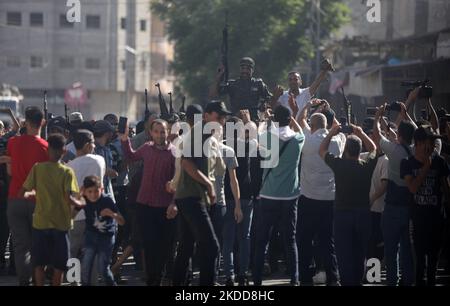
top-left (381, 205), bottom-right (414, 286)
top-left (253, 198), bottom-right (298, 285)
top-left (222, 200), bottom-right (253, 278)
top-left (334, 209), bottom-right (370, 286)
top-left (81, 231), bottom-right (116, 286)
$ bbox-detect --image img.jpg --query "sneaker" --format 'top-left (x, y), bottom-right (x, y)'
top-left (312, 271), bottom-right (326, 284)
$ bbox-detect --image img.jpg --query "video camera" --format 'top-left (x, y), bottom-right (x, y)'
top-left (401, 79), bottom-right (433, 99)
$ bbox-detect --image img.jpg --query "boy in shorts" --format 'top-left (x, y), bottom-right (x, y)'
top-left (20, 134), bottom-right (85, 286)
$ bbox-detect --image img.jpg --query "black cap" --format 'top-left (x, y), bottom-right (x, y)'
top-left (414, 126), bottom-right (444, 142)
top-left (48, 116), bottom-right (68, 131)
top-left (240, 57), bottom-right (255, 69)
top-left (204, 101), bottom-right (232, 116)
top-left (93, 120), bottom-right (115, 134)
top-left (185, 104), bottom-right (203, 118)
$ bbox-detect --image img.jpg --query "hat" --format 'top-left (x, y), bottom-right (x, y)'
top-left (185, 104), bottom-right (203, 119)
top-left (93, 120), bottom-right (115, 134)
top-left (48, 116), bottom-right (68, 131)
top-left (69, 112), bottom-right (83, 124)
top-left (204, 101), bottom-right (232, 116)
top-left (240, 57), bottom-right (255, 69)
top-left (414, 126), bottom-right (444, 143)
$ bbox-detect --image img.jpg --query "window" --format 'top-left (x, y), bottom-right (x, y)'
top-left (140, 20), bottom-right (146, 32)
top-left (30, 56), bottom-right (43, 68)
top-left (85, 58), bottom-right (100, 70)
top-left (29, 12), bottom-right (44, 27)
top-left (7, 12), bottom-right (21, 26)
top-left (121, 60), bottom-right (126, 71)
top-left (6, 56), bottom-right (21, 68)
top-left (59, 14), bottom-right (74, 28)
top-left (86, 15), bottom-right (100, 29)
top-left (120, 18), bottom-right (126, 29)
top-left (59, 57), bottom-right (75, 69)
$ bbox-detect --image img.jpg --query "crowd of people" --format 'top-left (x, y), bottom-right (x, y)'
top-left (0, 57), bottom-right (449, 287)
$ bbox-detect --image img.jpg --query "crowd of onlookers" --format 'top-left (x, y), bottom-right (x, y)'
top-left (0, 78), bottom-right (449, 287)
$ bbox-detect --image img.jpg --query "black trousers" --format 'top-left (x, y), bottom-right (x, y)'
top-left (172, 198), bottom-right (220, 286)
top-left (137, 205), bottom-right (176, 286)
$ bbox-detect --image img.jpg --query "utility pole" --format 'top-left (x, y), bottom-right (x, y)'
top-left (315, 0), bottom-right (321, 78)
top-left (307, 0), bottom-right (322, 85)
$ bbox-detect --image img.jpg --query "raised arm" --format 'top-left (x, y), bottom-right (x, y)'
top-left (309, 60), bottom-right (334, 96)
top-left (209, 65), bottom-right (225, 99)
top-left (351, 124), bottom-right (376, 153)
top-left (320, 125), bottom-right (341, 159)
top-left (426, 98), bottom-right (439, 133)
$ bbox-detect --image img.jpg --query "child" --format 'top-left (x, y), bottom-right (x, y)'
top-left (81, 175), bottom-right (124, 286)
top-left (20, 134), bottom-right (85, 286)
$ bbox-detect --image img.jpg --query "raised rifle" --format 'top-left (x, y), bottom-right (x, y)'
top-left (155, 83), bottom-right (169, 118)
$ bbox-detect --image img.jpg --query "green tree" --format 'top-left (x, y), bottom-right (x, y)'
top-left (152, 0), bottom-right (349, 103)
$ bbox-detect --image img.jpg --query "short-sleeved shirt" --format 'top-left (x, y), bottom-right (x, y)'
top-left (175, 122), bottom-right (225, 205)
top-left (380, 136), bottom-right (415, 206)
top-left (67, 154), bottom-right (106, 221)
top-left (300, 129), bottom-right (346, 201)
top-left (324, 152), bottom-right (378, 210)
top-left (94, 143), bottom-right (115, 202)
top-left (7, 135), bottom-right (49, 199)
top-left (215, 143), bottom-right (238, 206)
top-left (84, 194), bottom-right (118, 236)
top-left (400, 155), bottom-right (449, 211)
top-left (23, 162), bottom-right (79, 231)
top-left (360, 152), bottom-right (389, 213)
top-left (277, 88), bottom-right (311, 114)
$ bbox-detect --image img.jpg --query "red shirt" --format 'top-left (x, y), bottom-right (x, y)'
top-left (7, 134), bottom-right (49, 199)
top-left (122, 139), bottom-right (175, 208)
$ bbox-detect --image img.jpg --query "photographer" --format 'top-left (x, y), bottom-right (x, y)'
top-left (372, 104), bottom-right (416, 286)
top-left (319, 123), bottom-right (377, 286)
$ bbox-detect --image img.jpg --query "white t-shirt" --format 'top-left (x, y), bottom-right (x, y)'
top-left (300, 128), bottom-right (346, 201)
top-left (360, 152), bottom-right (389, 213)
top-left (67, 154), bottom-right (106, 221)
top-left (277, 88), bottom-right (311, 113)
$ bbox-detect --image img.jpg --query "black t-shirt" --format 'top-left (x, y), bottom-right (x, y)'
top-left (324, 152), bottom-right (378, 210)
top-left (400, 155), bottom-right (449, 210)
top-left (84, 194), bottom-right (118, 236)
